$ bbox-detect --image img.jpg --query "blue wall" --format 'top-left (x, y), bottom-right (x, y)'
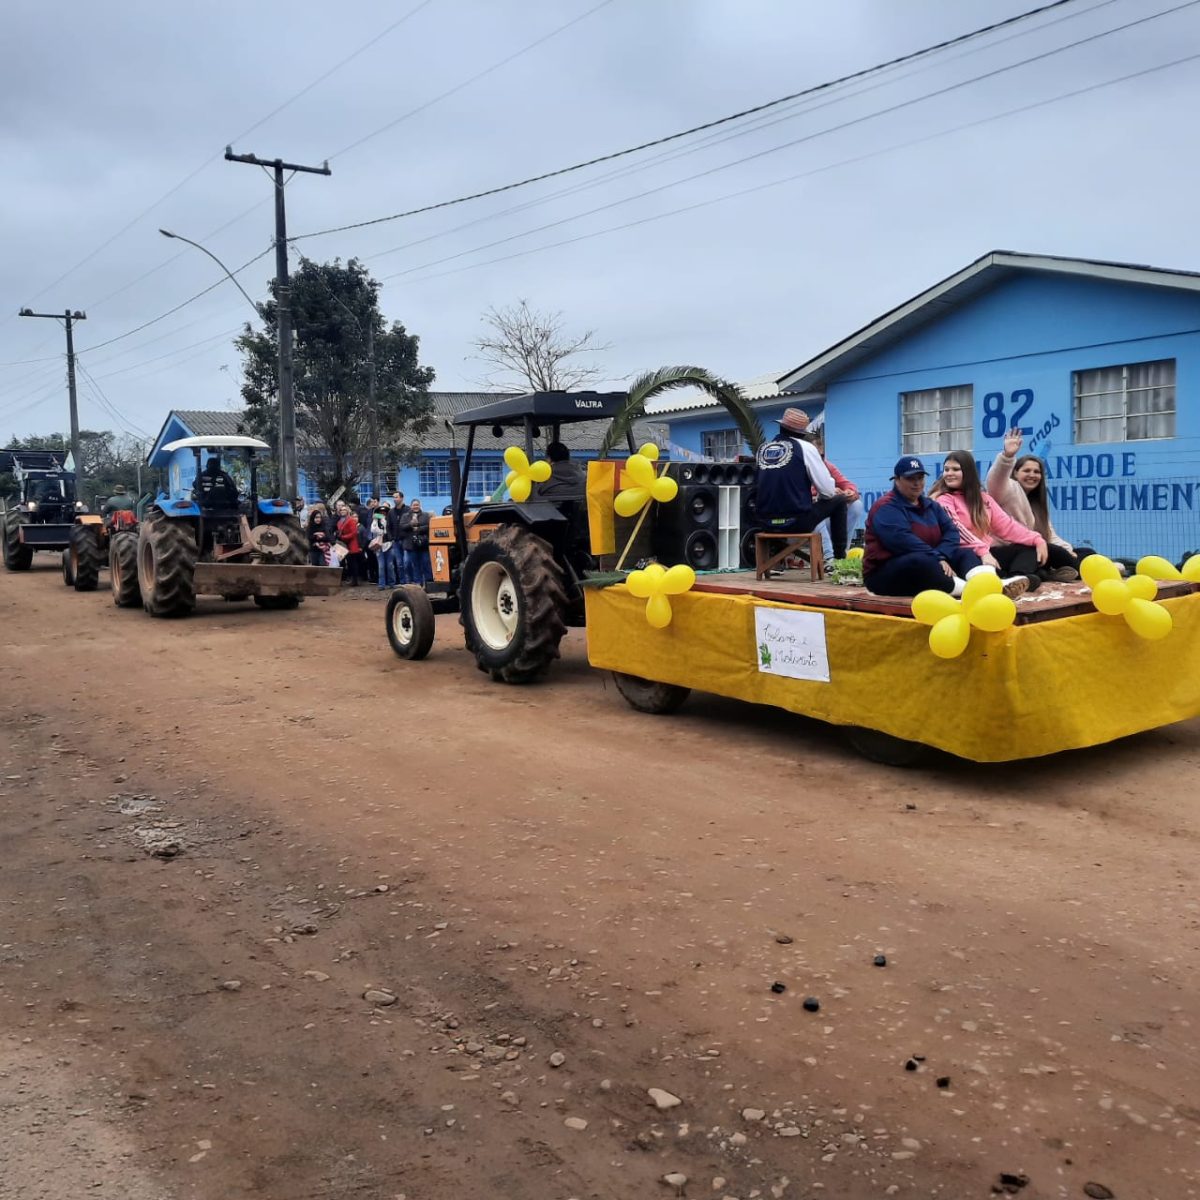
top-left (663, 274), bottom-right (1200, 560)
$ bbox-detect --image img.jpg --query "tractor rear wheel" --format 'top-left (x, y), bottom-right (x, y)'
top-left (612, 672), bottom-right (691, 714)
top-left (110, 531), bottom-right (141, 608)
top-left (258, 514), bottom-right (307, 564)
top-left (70, 524), bottom-right (102, 591)
top-left (460, 525), bottom-right (568, 684)
top-left (386, 585), bottom-right (435, 660)
top-left (138, 513), bottom-right (198, 617)
top-left (3, 512), bottom-right (33, 571)
top-left (842, 726), bottom-right (927, 767)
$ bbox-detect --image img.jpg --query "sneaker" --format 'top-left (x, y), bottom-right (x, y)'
top-left (1001, 575), bottom-right (1029, 600)
top-left (1046, 566), bottom-right (1079, 582)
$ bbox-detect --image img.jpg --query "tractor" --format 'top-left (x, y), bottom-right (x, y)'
top-left (385, 390), bottom-right (638, 683)
top-left (2, 450), bottom-right (84, 571)
top-left (61, 505), bottom-right (138, 592)
top-left (130, 435), bottom-right (339, 617)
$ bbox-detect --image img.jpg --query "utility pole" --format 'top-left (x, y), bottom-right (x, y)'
top-left (18, 307), bottom-right (86, 481)
top-left (224, 146), bottom-right (330, 500)
top-left (367, 322), bottom-right (379, 498)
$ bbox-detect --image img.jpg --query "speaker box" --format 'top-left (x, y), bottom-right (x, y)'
top-left (653, 484), bottom-right (720, 570)
top-left (739, 483), bottom-right (760, 568)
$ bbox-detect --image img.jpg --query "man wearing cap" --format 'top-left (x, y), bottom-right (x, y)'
top-left (863, 456), bottom-right (984, 596)
top-left (753, 407), bottom-right (848, 558)
top-left (101, 483), bottom-right (135, 517)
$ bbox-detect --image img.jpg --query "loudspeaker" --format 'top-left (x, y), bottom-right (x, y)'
top-left (653, 484), bottom-right (719, 570)
top-left (739, 483), bottom-right (760, 567)
top-left (677, 461), bottom-right (756, 486)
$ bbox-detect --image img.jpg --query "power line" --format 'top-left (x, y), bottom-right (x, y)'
top-left (326, 0), bottom-right (617, 161)
top-left (380, 1), bottom-right (1199, 282)
top-left (74, 357), bottom-right (150, 439)
top-left (87, 326), bottom-right (243, 381)
top-left (395, 47), bottom-right (1200, 287)
top-left (292, 0), bottom-right (1087, 243)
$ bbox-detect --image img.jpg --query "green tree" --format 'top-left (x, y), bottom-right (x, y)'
top-left (235, 258), bottom-right (435, 495)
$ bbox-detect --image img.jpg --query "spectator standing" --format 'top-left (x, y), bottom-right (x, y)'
top-left (336, 500), bottom-right (365, 586)
top-left (386, 497), bottom-right (409, 584)
top-left (373, 501), bottom-right (397, 590)
top-left (307, 509), bottom-right (332, 566)
top-left (399, 499), bottom-right (432, 585)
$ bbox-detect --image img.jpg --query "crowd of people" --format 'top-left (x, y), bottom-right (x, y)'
top-left (753, 411), bottom-right (1091, 600)
top-left (298, 491), bottom-right (434, 590)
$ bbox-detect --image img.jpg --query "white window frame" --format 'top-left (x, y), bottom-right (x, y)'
top-left (1073, 358), bottom-right (1176, 444)
top-left (900, 384), bottom-right (973, 455)
top-left (701, 428), bottom-right (743, 461)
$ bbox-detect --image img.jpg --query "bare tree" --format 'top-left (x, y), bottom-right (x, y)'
top-left (473, 299), bottom-right (608, 391)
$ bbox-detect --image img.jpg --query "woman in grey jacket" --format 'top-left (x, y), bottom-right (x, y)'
top-left (986, 429), bottom-right (1093, 581)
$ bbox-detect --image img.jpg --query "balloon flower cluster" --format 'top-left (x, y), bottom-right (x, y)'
top-left (614, 445), bottom-right (679, 517)
top-left (912, 572), bottom-right (1017, 659)
top-left (626, 562), bottom-right (697, 629)
top-left (503, 446), bottom-right (551, 502)
top-left (1081, 553), bottom-right (1193, 640)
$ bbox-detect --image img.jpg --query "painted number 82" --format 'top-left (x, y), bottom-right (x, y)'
top-left (982, 389), bottom-right (1034, 438)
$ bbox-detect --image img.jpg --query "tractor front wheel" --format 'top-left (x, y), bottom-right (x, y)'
top-left (61, 548), bottom-right (76, 586)
top-left (841, 726), bottom-right (928, 767)
top-left (138, 514), bottom-right (198, 617)
top-left (460, 526), bottom-right (568, 684)
top-left (386, 585), bottom-right (435, 660)
top-left (110, 531), bottom-right (141, 608)
top-left (612, 672), bottom-right (691, 714)
top-left (70, 524), bottom-right (103, 591)
top-left (3, 513), bottom-right (32, 571)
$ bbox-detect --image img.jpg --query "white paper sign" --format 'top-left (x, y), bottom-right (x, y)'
top-left (754, 608), bottom-right (830, 683)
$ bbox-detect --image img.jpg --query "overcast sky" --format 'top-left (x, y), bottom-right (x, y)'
top-left (2, 0), bottom-right (1198, 444)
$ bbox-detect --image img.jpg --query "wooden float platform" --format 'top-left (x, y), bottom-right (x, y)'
top-left (691, 572), bottom-right (1194, 625)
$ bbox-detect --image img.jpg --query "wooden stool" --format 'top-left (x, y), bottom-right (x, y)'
top-left (754, 531), bottom-right (825, 582)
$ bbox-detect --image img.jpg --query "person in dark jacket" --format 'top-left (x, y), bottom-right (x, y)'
top-left (307, 508), bottom-right (332, 566)
top-left (534, 442), bottom-right (585, 498)
top-left (754, 408), bottom-right (848, 558)
top-left (863, 456), bottom-right (983, 596)
top-left (398, 499), bottom-right (432, 585)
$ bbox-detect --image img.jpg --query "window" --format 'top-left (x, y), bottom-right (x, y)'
top-left (1074, 358), bottom-right (1175, 443)
top-left (900, 385), bottom-right (973, 454)
top-left (417, 457), bottom-right (507, 501)
top-left (702, 428), bottom-right (743, 460)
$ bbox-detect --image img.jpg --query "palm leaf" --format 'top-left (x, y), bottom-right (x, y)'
top-left (599, 365), bottom-right (765, 457)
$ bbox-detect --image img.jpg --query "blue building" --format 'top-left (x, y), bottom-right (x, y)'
top-left (658, 252), bottom-right (1200, 560)
top-left (149, 396), bottom-right (663, 512)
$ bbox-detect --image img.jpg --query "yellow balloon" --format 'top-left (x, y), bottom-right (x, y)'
top-left (1125, 574), bottom-right (1157, 601)
top-left (1136, 554), bottom-right (1182, 581)
top-left (503, 445), bottom-right (529, 471)
top-left (1091, 577), bottom-right (1130, 616)
top-left (639, 443), bottom-right (660, 461)
top-left (1182, 554), bottom-right (1200, 583)
top-left (509, 475), bottom-right (532, 503)
top-left (614, 487), bottom-right (650, 517)
top-left (529, 461), bottom-right (551, 483)
top-left (967, 592), bottom-right (1016, 632)
top-left (911, 589), bottom-right (961, 626)
top-left (961, 571), bottom-right (1001, 611)
top-left (846, 547), bottom-right (864, 560)
top-left (646, 594), bottom-right (673, 628)
top-left (626, 564), bottom-right (661, 598)
top-left (1124, 597), bottom-right (1173, 640)
top-left (661, 563), bottom-right (697, 594)
top-left (928, 613), bottom-right (971, 659)
top-left (650, 475), bottom-right (679, 503)
top-left (1080, 554), bottom-right (1120, 588)
top-left (623, 454), bottom-right (657, 489)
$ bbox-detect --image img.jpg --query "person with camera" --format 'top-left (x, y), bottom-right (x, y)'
top-left (398, 498), bottom-right (432, 586)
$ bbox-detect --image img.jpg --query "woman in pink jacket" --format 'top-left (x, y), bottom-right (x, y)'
top-left (930, 450), bottom-right (1047, 592)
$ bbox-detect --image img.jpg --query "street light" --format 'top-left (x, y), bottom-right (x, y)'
top-left (158, 229), bottom-right (259, 315)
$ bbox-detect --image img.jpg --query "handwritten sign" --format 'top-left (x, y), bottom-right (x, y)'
top-left (754, 608), bottom-right (830, 683)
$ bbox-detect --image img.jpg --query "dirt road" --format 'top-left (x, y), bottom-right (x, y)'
top-left (1, 560), bottom-right (1198, 1200)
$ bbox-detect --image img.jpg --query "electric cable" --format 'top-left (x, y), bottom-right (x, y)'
top-left (292, 0), bottom-right (1089, 243)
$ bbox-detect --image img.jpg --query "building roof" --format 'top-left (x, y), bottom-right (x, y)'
top-left (778, 250), bottom-right (1200, 395)
top-left (172, 409), bottom-right (246, 437)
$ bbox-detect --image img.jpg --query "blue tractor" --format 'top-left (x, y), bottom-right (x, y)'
top-left (130, 435), bottom-right (338, 617)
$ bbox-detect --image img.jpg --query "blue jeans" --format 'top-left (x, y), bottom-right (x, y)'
top-left (819, 497), bottom-right (864, 562)
top-left (377, 544), bottom-right (399, 589)
top-left (404, 547), bottom-right (430, 585)
top-left (385, 543), bottom-right (405, 586)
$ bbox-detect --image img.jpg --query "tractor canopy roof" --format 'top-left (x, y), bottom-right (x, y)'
top-left (151, 435), bottom-right (270, 466)
top-left (452, 391), bottom-right (628, 428)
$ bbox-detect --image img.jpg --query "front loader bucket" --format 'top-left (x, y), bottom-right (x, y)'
top-left (192, 562), bottom-right (342, 599)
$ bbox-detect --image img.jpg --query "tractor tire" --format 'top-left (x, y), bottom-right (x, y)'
top-left (254, 594), bottom-right (302, 610)
top-left (110, 531), bottom-right (142, 608)
top-left (137, 513), bottom-right (198, 617)
top-left (842, 726), bottom-right (927, 768)
top-left (386, 585), bottom-right (435, 660)
top-left (3, 512), bottom-right (33, 571)
top-left (61, 548), bottom-right (76, 586)
top-left (70, 524), bottom-right (103, 592)
top-left (460, 525), bottom-right (568, 684)
top-left (258, 514), bottom-right (307, 564)
top-left (612, 672), bottom-right (691, 714)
